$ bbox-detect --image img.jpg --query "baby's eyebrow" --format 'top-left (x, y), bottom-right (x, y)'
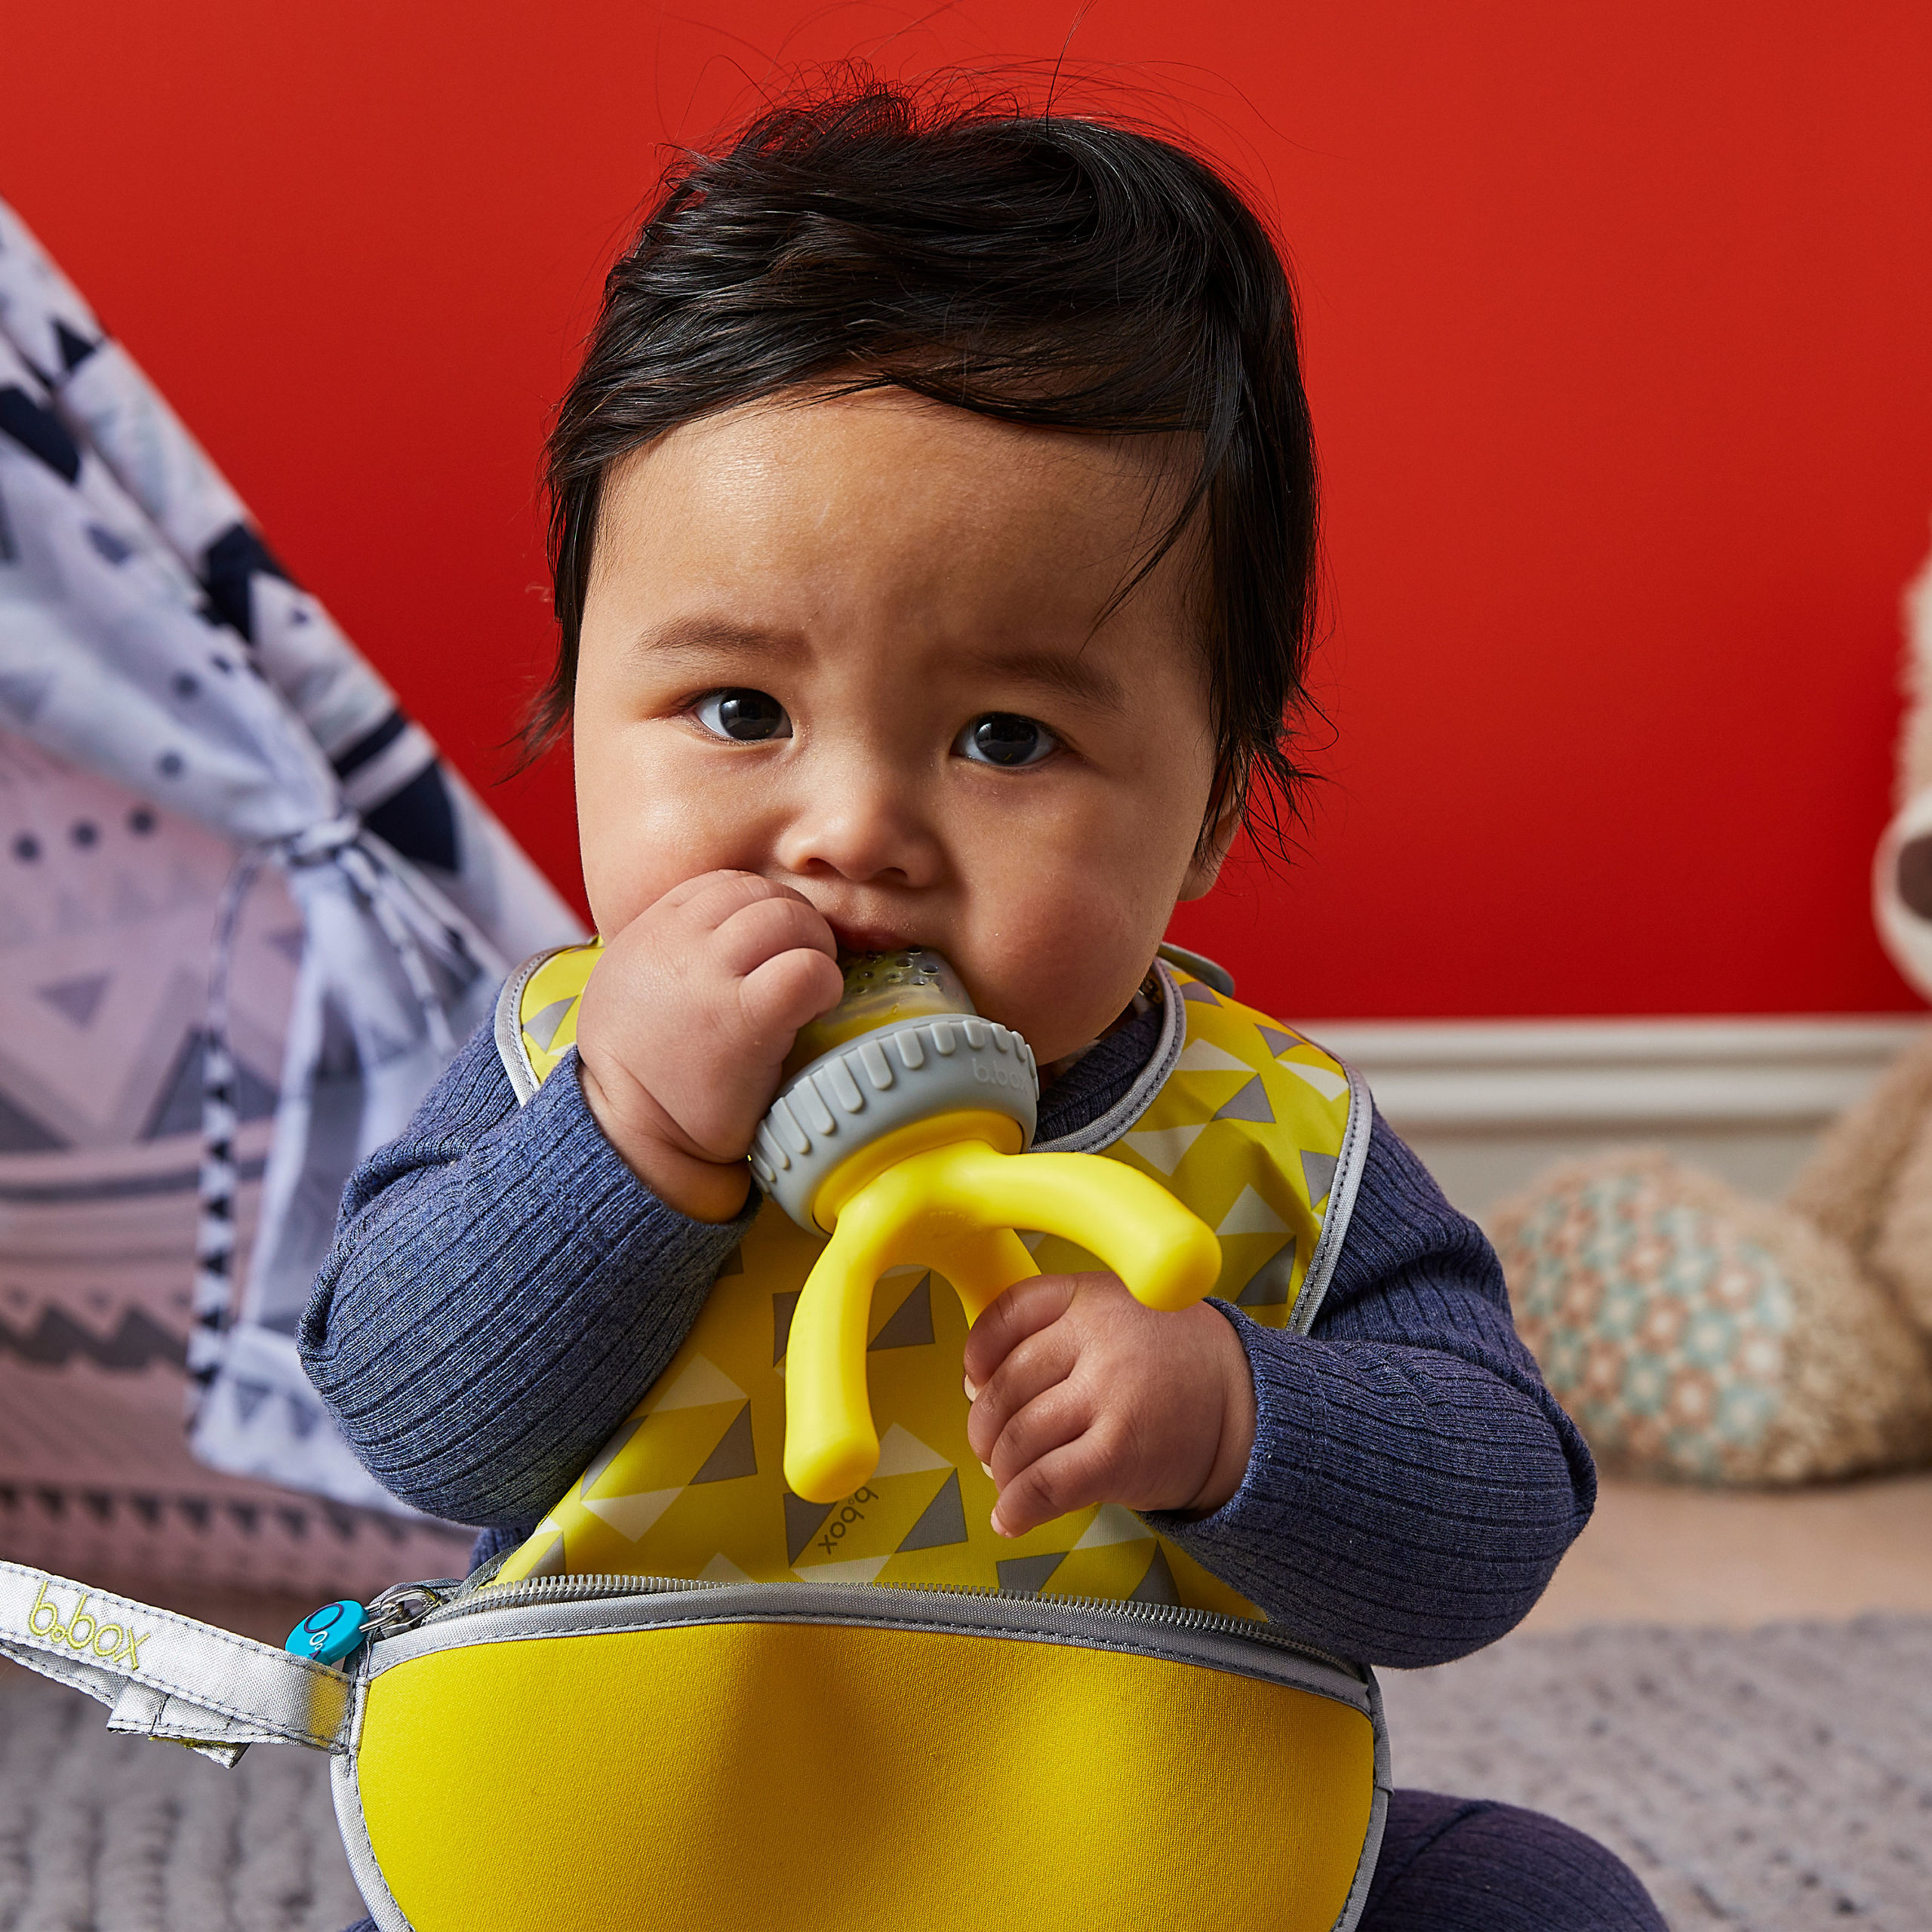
top-left (969, 644), bottom-right (1125, 713)
top-left (629, 616), bottom-right (804, 660)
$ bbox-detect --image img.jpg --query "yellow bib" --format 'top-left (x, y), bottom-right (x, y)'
top-left (493, 946), bottom-right (1367, 1614)
top-left (0, 949), bottom-right (1389, 1932)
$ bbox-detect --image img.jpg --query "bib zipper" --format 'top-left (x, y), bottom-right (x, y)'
top-left (376, 1565), bottom-right (1361, 1681)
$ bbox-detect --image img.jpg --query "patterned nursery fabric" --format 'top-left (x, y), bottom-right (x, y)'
top-left (0, 197), bottom-right (583, 1590)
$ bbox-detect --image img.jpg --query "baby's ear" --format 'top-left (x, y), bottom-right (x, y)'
top-left (1177, 778), bottom-right (1244, 901)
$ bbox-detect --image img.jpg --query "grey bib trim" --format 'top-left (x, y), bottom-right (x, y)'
top-left (1155, 940), bottom-right (1236, 996)
top-left (331, 1747), bottom-right (414, 1932)
top-left (1289, 1062), bottom-right (1373, 1336)
top-left (368, 1574), bottom-right (1371, 1704)
top-left (494, 946), bottom-right (571, 1107)
top-left (1033, 955), bottom-right (1189, 1156)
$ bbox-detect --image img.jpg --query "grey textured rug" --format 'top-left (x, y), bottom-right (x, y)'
top-left (1380, 1617), bottom-right (1932, 1930)
top-left (0, 1672), bottom-right (364, 1932)
top-left (2, 1617), bottom-right (1927, 1930)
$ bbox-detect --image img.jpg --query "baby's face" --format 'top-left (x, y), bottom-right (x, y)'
top-left (574, 389), bottom-right (1226, 1066)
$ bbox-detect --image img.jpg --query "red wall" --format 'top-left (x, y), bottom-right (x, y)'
top-left (5, 2), bottom-right (1931, 1020)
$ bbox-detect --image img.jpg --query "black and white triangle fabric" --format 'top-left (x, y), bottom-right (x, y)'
top-left (0, 196), bottom-right (584, 1510)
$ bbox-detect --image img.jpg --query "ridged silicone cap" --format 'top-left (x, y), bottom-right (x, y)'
top-left (752, 1011), bottom-right (1038, 1231)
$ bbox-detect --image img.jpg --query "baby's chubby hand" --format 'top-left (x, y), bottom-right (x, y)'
top-left (574, 871), bottom-right (845, 1223)
top-left (961, 1272), bottom-right (1257, 1540)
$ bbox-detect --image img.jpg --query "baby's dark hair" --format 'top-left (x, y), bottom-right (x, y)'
top-left (539, 75), bottom-right (1318, 849)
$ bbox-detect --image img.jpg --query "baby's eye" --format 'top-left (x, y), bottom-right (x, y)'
top-left (692, 688), bottom-right (791, 743)
top-left (955, 712), bottom-right (1058, 768)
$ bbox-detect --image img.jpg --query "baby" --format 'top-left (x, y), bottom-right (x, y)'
top-left (304, 79), bottom-right (1664, 1932)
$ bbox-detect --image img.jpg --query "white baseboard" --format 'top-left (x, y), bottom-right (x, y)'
top-left (1299, 1016), bottom-right (1925, 1130)
top-left (1294, 1015), bottom-right (1928, 1215)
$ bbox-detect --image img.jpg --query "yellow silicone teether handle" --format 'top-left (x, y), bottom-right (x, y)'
top-left (782, 1137), bottom-right (1223, 1504)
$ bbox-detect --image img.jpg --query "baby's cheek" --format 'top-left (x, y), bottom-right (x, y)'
top-left (961, 894), bottom-right (1154, 1064)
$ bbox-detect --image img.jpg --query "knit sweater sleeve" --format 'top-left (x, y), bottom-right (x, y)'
top-left (1149, 1106), bottom-right (1595, 1669)
top-left (297, 1014), bottom-right (755, 1528)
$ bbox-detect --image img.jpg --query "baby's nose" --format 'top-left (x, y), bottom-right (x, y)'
top-left (773, 778), bottom-right (941, 887)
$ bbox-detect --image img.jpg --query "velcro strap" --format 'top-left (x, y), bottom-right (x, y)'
top-left (0, 1561), bottom-right (351, 1764)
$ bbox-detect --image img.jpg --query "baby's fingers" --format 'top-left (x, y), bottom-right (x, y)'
top-left (989, 1435), bottom-right (1112, 1540)
top-left (965, 1318), bottom-right (1080, 1467)
top-left (739, 946), bottom-right (844, 1048)
top-left (961, 1273), bottom-right (1078, 1397)
top-left (651, 869), bottom-right (795, 930)
top-left (712, 890), bottom-right (837, 980)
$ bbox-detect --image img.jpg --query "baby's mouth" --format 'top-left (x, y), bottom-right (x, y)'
top-left (828, 921), bottom-right (926, 960)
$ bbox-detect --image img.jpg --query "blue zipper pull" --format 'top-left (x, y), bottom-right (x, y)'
top-left (285, 1598), bottom-right (368, 1665)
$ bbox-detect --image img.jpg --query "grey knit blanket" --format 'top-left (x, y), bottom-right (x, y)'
top-left (1380, 1617), bottom-right (1930, 1929)
top-left (2, 1617), bottom-right (1926, 1930)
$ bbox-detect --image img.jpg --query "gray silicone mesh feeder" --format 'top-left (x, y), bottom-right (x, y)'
top-left (749, 949), bottom-right (1039, 1232)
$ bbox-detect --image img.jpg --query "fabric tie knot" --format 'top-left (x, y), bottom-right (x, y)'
top-left (280, 812), bottom-right (364, 866)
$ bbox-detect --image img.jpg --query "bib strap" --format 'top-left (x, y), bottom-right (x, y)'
top-left (0, 1561), bottom-right (351, 1765)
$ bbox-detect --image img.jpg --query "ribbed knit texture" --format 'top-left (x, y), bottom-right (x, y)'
top-left (1361, 1793), bottom-right (1667, 1930)
top-left (1034, 1001), bottom-right (1165, 1143)
top-left (300, 1020), bottom-right (754, 1527)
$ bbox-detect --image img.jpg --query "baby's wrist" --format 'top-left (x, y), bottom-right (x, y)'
top-left (1181, 1311), bottom-right (1257, 1518)
top-left (577, 1060), bottom-right (752, 1224)
top-left (626, 1140), bottom-right (754, 1225)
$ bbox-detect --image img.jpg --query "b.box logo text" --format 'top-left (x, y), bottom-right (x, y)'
top-left (29, 1580), bottom-right (147, 1669)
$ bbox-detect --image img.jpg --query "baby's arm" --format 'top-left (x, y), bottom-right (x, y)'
top-left (1149, 1111), bottom-right (1593, 1666)
top-left (300, 869), bottom-right (843, 1527)
top-left (298, 1019), bottom-right (755, 1527)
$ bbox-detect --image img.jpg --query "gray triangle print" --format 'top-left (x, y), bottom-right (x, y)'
top-left (688, 1404), bottom-right (757, 1484)
top-left (1235, 1240), bottom-right (1297, 1307)
top-left (141, 1030), bottom-right (277, 1140)
top-left (784, 1490), bottom-right (836, 1564)
top-left (524, 995), bottom-right (578, 1051)
top-left (1213, 1075), bottom-right (1275, 1124)
top-left (528, 1534), bottom-right (568, 1578)
top-left (771, 1291), bottom-right (799, 1364)
top-left (1180, 980), bottom-right (1221, 1004)
top-left (579, 1417), bottom-right (643, 1499)
top-left (0, 1090), bottom-right (65, 1152)
top-left (1129, 1545), bottom-right (1183, 1606)
top-left (1256, 1024), bottom-right (1299, 1055)
top-left (896, 1469), bottom-right (968, 1552)
top-left (1301, 1149), bottom-right (1340, 1205)
top-left (36, 974), bottom-right (109, 1027)
top-left (869, 1275), bottom-right (934, 1351)
top-left (996, 1552), bottom-right (1067, 1595)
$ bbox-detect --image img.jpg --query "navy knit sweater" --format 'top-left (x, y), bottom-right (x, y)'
top-left (300, 997), bottom-right (1594, 1669)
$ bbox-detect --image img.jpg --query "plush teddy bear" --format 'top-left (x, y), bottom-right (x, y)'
top-left (1491, 550), bottom-right (1932, 1484)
